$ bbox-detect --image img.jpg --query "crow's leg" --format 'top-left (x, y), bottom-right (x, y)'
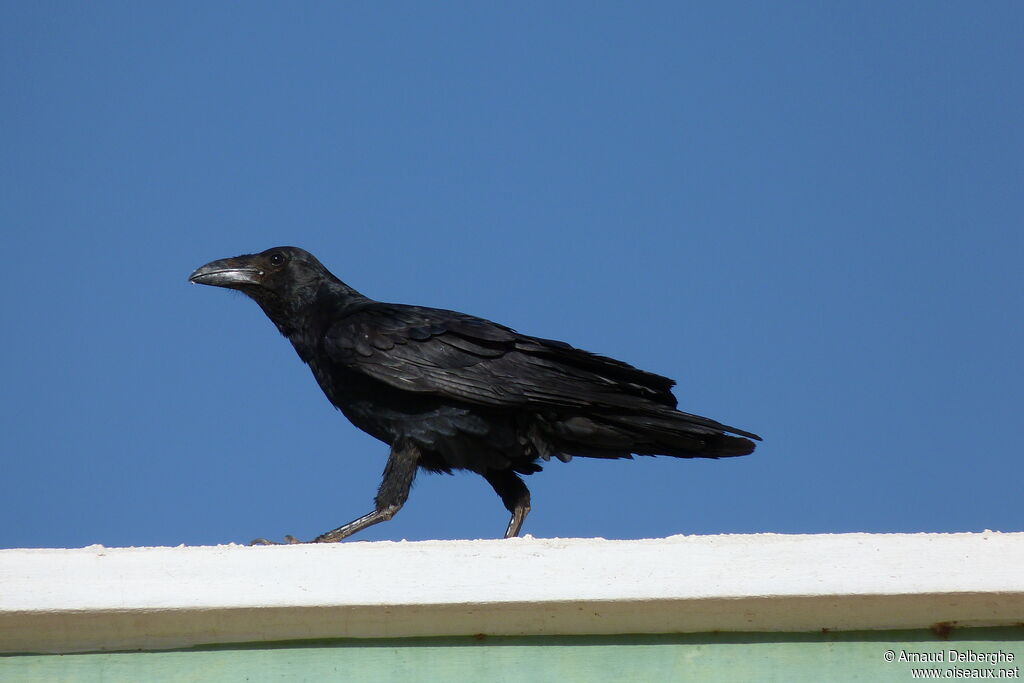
top-left (251, 440), bottom-right (420, 545)
top-left (483, 469), bottom-right (531, 538)
top-left (312, 439), bottom-right (421, 543)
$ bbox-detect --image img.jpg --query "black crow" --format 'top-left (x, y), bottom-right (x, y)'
top-left (190, 246), bottom-right (760, 542)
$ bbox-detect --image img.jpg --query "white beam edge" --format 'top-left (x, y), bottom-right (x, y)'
top-left (1, 532), bottom-right (1022, 654)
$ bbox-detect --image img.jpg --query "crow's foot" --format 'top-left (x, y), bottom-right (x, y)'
top-left (249, 535), bottom-right (303, 545)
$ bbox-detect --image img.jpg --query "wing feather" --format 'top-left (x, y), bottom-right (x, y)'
top-left (325, 304), bottom-right (677, 411)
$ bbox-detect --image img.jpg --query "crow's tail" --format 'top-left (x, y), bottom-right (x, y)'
top-left (542, 407), bottom-right (760, 461)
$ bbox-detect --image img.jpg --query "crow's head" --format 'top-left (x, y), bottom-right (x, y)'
top-left (190, 246), bottom-right (345, 331)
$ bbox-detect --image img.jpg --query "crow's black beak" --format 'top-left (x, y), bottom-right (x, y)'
top-left (189, 256), bottom-right (264, 289)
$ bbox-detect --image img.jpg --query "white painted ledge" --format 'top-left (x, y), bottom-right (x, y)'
top-left (1, 532), bottom-right (1022, 654)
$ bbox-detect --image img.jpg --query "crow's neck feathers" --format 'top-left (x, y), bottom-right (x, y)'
top-left (255, 274), bottom-right (367, 363)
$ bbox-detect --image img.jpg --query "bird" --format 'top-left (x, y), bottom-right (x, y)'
top-left (189, 246), bottom-right (760, 543)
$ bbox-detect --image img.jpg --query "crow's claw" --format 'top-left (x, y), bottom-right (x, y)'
top-left (249, 535), bottom-right (304, 545)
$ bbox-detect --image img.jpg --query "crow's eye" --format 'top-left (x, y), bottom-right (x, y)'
top-left (269, 253), bottom-right (286, 267)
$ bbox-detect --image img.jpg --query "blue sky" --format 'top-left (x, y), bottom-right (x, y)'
top-left (2, 3), bottom-right (1021, 548)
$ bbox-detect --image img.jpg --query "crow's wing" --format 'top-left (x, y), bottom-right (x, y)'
top-left (324, 303), bottom-right (679, 411)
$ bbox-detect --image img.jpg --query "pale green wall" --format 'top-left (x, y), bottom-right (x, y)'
top-left (3, 628), bottom-right (1022, 682)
